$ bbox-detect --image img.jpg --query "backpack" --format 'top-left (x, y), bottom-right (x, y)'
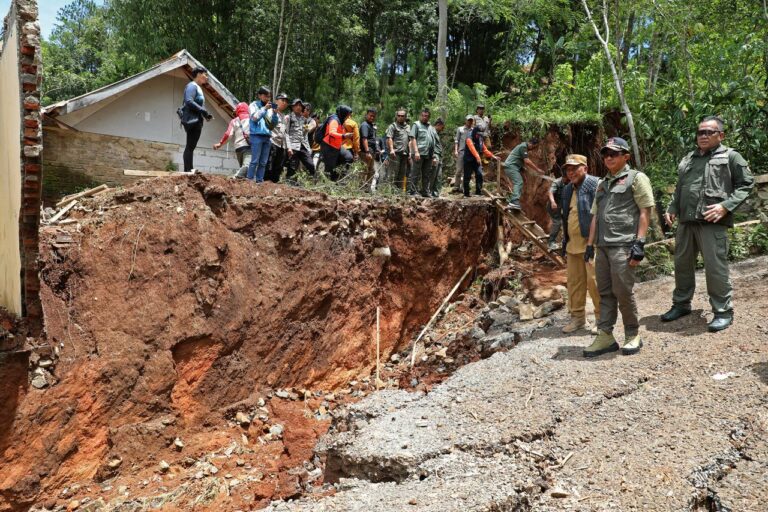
top-left (313, 115), bottom-right (332, 146)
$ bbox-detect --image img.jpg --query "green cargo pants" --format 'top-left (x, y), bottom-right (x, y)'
top-left (504, 163), bottom-right (524, 204)
top-left (409, 156), bottom-right (433, 196)
top-left (595, 246), bottom-right (639, 337)
top-left (388, 153), bottom-right (409, 192)
top-left (672, 222), bottom-right (732, 314)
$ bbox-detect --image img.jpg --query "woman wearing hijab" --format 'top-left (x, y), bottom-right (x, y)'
top-left (463, 126), bottom-right (499, 197)
top-left (321, 105), bottom-right (355, 181)
top-left (213, 102), bottom-right (251, 178)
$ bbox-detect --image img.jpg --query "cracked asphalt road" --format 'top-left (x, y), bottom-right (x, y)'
top-left (266, 257), bottom-right (768, 511)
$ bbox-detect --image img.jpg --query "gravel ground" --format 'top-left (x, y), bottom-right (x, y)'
top-left (266, 256), bottom-right (768, 512)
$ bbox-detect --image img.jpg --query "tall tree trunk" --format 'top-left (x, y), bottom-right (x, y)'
top-left (621, 10), bottom-right (635, 71)
top-left (272, 0), bottom-right (286, 93)
top-left (528, 28), bottom-right (543, 76)
top-left (275, 12), bottom-right (292, 94)
top-left (437, 0), bottom-right (448, 120)
top-left (581, 0), bottom-right (642, 170)
top-left (680, 21), bottom-right (695, 103)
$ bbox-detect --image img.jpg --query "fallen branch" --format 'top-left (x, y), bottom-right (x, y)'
top-left (410, 266), bottom-right (473, 367)
top-left (48, 201), bottom-right (78, 224)
top-left (56, 184), bottom-right (108, 208)
top-left (524, 385), bottom-right (534, 408)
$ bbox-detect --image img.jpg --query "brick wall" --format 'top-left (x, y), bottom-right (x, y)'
top-left (43, 126), bottom-right (236, 202)
top-left (0, 0), bottom-right (42, 330)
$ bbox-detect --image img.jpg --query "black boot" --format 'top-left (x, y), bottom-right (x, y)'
top-left (708, 313), bottom-right (733, 332)
top-left (660, 306), bottom-right (691, 322)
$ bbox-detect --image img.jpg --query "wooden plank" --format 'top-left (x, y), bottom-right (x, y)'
top-left (754, 174), bottom-right (768, 184)
top-left (124, 169), bottom-right (175, 177)
top-left (56, 184), bottom-right (108, 208)
top-left (48, 201), bottom-right (77, 224)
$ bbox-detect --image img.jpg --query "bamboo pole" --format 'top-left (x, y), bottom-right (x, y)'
top-left (410, 266), bottom-right (473, 367)
top-left (376, 306), bottom-right (381, 389)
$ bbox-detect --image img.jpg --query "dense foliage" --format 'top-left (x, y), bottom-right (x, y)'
top-left (43, 0), bottom-right (768, 186)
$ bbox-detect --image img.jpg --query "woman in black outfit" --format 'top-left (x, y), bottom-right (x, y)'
top-left (180, 67), bottom-right (213, 172)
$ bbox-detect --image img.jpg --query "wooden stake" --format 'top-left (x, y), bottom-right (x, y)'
top-left (56, 184), bottom-right (108, 208)
top-left (48, 201), bottom-right (78, 224)
top-left (410, 266), bottom-right (473, 367)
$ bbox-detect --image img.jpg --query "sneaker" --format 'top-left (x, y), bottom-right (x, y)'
top-left (621, 334), bottom-right (643, 355)
top-left (562, 318), bottom-right (586, 334)
top-left (506, 202), bottom-right (522, 211)
top-left (548, 242), bottom-right (559, 251)
top-left (583, 331), bottom-right (620, 358)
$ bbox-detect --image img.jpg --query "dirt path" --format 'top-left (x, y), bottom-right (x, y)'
top-left (266, 257), bottom-right (768, 511)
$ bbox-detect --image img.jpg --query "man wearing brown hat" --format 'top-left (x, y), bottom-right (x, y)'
top-left (584, 137), bottom-right (654, 357)
top-left (561, 154), bottom-right (601, 334)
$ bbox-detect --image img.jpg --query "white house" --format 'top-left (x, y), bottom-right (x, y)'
top-left (42, 50), bottom-right (243, 199)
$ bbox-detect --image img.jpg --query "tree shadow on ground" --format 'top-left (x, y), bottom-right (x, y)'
top-left (751, 362), bottom-right (768, 385)
top-left (639, 309), bottom-right (711, 336)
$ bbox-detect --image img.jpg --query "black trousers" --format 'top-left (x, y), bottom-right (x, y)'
top-left (321, 144), bottom-right (353, 181)
top-left (463, 158), bottom-right (483, 196)
top-left (286, 148), bottom-right (315, 179)
top-left (183, 121), bottom-right (203, 172)
top-left (265, 144), bottom-right (286, 183)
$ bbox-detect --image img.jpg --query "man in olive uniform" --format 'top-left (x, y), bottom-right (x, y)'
top-left (452, 115), bottom-right (474, 193)
top-left (584, 137), bottom-right (654, 357)
top-left (385, 109), bottom-right (411, 191)
top-left (661, 116), bottom-right (755, 332)
top-left (409, 108), bottom-right (437, 197)
top-left (503, 137), bottom-right (545, 210)
top-left (429, 118), bottom-right (445, 197)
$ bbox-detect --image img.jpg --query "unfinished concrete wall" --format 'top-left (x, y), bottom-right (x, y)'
top-left (0, 0), bottom-right (43, 326)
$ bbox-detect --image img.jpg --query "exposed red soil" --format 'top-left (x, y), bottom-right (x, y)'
top-left (0, 176), bottom-right (497, 510)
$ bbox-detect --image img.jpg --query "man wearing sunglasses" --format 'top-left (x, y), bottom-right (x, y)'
top-left (661, 116), bottom-right (754, 332)
top-left (584, 137), bottom-right (654, 357)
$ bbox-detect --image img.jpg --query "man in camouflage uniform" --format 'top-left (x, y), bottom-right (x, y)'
top-left (661, 116), bottom-right (755, 332)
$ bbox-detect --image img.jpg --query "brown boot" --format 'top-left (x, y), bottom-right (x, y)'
top-left (562, 317), bottom-right (586, 334)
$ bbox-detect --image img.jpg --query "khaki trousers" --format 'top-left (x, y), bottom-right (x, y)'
top-left (566, 252), bottom-right (600, 321)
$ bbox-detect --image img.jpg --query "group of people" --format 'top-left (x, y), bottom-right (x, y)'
top-left (548, 117), bottom-right (754, 357)
top-left (180, 68), bottom-right (505, 196)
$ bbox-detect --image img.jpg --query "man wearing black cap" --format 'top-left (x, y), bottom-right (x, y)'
top-left (584, 137), bottom-right (654, 357)
top-left (660, 116), bottom-right (754, 332)
top-left (472, 104), bottom-right (490, 142)
top-left (285, 98), bottom-right (315, 181)
top-left (265, 92), bottom-right (290, 182)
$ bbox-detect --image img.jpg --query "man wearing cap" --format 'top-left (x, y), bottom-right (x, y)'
top-left (452, 116), bottom-right (474, 193)
top-left (584, 137), bottom-right (654, 357)
top-left (285, 98), bottom-right (315, 181)
top-left (472, 104), bottom-right (491, 142)
top-left (503, 137), bottom-right (545, 210)
top-left (265, 92), bottom-right (290, 182)
top-left (247, 86), bottom-right (280, 182)
top-left (560, 154), bottom-right (601, 334)
top-left (660, 116), bottom-right (755, 332)
top-left (385, 109), bottom-right (411, 191)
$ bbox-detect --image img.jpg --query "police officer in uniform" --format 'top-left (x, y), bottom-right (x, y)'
top-left (661, 116), bottom-right (755, 332)
top-left (584, 137), bottom-right (654, 357)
